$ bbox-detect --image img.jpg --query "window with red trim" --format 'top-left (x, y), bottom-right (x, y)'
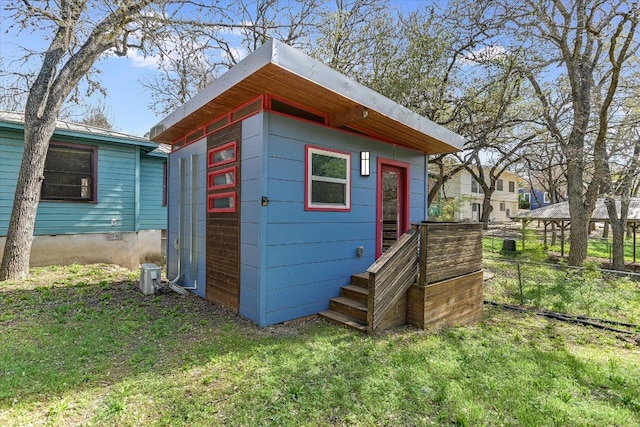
top-left (208, 166), bottom-right (236, 190)
top-left (208, 192), bottom-right (236, 213)
top-left (207, 141), bottom-right (237, 168)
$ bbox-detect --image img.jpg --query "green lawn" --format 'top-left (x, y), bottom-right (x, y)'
top-left (1, 264), bottom-right (639, 426)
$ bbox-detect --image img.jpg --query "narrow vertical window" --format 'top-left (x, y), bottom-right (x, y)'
top-left (471, 179), bottom-right (479, 193)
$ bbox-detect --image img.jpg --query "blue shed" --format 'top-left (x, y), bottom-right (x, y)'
top-left (0, 112), bottom-right (168, 269)
top-left (150, 40), bottom-right (464, 327)
top-left (519, 187), bottom-right (553, 210)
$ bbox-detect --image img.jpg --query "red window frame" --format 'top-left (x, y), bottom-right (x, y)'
top-left (207, 141), bottom-right (237, 168)
top-left (207, 192), bottom-right (237, 213)
top-left (208, 166), bottom-right (236, 191)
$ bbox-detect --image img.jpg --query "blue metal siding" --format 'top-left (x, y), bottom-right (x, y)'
top-left (166, 140), bottom-right (207, 298)
top-left (139, 156), bottom-right (167, 230)
top-left (240, 114), bottom-right (266, 324)
top-left (261, 113), bottom-right (426, 325)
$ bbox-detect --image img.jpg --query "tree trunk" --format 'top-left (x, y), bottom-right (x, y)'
top-left (0, 117), bottom-right (56, 280)
top-left (609, 218), bottom-right (626, 271)
top-left (480, 192), bottom-right (494, 230)
top-left (565, 148), bottom-right (593, 266)
top-left (605, 197), bottom-right (629, 272)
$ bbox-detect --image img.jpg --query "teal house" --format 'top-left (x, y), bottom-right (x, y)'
top-left (0, 112), bottom-right (168, 269)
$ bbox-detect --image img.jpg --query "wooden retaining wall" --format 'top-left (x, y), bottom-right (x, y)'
top-left (407, 270), bottom-right (484, 329)
top-left (419, 222), bottom-right (483, 285)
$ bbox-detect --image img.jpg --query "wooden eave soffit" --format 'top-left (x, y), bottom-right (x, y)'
top-left (329, 105), bottom-right (369, 128)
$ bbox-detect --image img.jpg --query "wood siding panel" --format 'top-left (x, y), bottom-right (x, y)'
top-left (420, 222), bottom-right (483, 284)
top-left (207, 123), bottom-right (242, 311)
top-left (407, 270), bottom-right (484, 328)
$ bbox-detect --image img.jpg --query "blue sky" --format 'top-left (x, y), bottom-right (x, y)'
top-left (0, 0), bottom-right (437, 138)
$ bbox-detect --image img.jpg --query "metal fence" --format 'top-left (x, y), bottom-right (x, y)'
top-left (484, 223), bottom-right (640, 264)
top-left (483, 256), bottom-right (640, 333)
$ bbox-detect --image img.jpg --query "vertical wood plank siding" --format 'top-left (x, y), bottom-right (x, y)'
top-left (207, 123), bottom-right (242, 311)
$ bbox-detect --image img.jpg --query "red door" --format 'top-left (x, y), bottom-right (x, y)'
top-left (376, 160), bottom-right (410, 258)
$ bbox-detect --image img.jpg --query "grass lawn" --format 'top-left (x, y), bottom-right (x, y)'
top-left (1, 264), bottom-right (639, 426)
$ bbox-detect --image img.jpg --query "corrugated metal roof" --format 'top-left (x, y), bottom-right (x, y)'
top-left (0, 111), bottom-right (169, 156)
top-left (515, 198), bottom-right (640, 222)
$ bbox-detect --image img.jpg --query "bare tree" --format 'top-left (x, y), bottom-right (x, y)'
top-left (143, 0), bottom-right (320, 115)
top-left (490, 0), bottom-right (640, 266)
top-left (0, 0), bottom-right (254, 280)
top-left (80, 104), bottom-right (114, 130)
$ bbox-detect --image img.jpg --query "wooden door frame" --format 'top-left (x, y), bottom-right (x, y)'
top-left (375, 157), bottom-right (410, 259)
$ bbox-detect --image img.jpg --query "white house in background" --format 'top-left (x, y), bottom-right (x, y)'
top-left (434, 167), bottom-right (520, 223)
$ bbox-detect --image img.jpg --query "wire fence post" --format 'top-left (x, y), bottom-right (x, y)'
top-left (517, 261), bottom-right (524, 305)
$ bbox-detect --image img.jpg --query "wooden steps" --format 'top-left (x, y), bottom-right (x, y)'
top-left (319, 273), bottom-right (370, 332)
top-left (319, 310), bottom-right (367, 332)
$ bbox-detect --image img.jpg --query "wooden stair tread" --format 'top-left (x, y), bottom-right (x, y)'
top-left (319, 310), bottom-right (367, 332)
top-left (350, 272), bottom-right (370, 288)
top-left (342, 284), bottom-right (369, 296)
top-left (331, 296), bottom-right (367, 311)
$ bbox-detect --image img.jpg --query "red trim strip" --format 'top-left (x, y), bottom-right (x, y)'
top-left (207, 192), bottom-right (236, 213)
top-left (266, 93), bottom-right (329, 124)
top-left (207, 166), bottom-right (236, 190)
top-left (207, 141), bottom-right (237, 168)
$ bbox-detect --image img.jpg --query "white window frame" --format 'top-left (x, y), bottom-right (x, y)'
top-left (305, 145), bottom-right (351, 211)
top-left (543, 192), bottom-right (550, 203)
top-left (497, 179), bottom-right (503, 191)
top-left (509, 181), bottom-right (515, 192)
top-left (500, 202), bottom-right (506, 211)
